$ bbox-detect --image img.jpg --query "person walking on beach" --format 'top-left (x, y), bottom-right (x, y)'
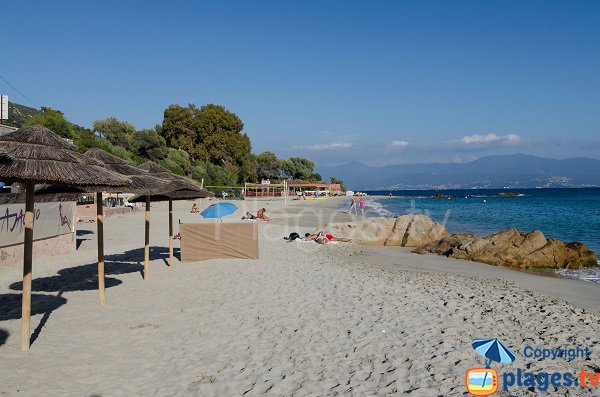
top-left (348, 196), bottom-right (357, 215)
top-left (359, 198), bottom-right (365, 215)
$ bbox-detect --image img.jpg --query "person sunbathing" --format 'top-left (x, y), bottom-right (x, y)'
top-left (305, 232), bottom-right (351, 244)
top-left (256, 208), bottom-right (271, 221)
top-left (242, 212), bottom-right (256, 220)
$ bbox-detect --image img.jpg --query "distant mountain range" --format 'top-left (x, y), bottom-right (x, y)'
top-left (316, 154), bottom-right (600, 190)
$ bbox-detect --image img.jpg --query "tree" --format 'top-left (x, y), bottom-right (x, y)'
top-left (93, 117), bottom-right (136, 150)
top-left (134, 127), bottom-right (167, 160)
top-left (330, 177), bottom-right (346, 191)
top-left (309, 173), bottom-right (322, 182)
top-left (158, 159), bottom-right (185, 176)
top-left (195, 104), bottom-right (244, 138)
top-left (256, 151), bottom-right (282, 181)
top-left (166, 148), bottom-right (192, 174)
top-left (206, 162), bottom-right (237, 186)
top-left (73, 125), bottom-right (102, 152)
top-left (190, 159), bottom-right (209, 182)
top-left (282, 157), bottom-right (316, 180)
top-left (24, 107), bottom-right (75, 139)
top-left (161, 103), bottom-right (255, 183)
top-left (161, 104), bottom-right (198, 157)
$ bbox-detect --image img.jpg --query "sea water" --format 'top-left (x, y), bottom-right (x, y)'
top-left (359, 188), bottom-right (600, 284)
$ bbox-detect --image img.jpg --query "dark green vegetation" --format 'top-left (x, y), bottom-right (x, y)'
top-left (3, 101), bottom-right (338, 191)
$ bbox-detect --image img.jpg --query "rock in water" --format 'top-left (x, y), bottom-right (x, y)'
top-left (413, 228), bottom-right (597, 269)
top-left (327, 215), bottom-right (449, 248)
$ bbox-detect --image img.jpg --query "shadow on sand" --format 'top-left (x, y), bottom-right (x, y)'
top-left (0, 329), bottom-right (8, 346)
top-left (76, 238), bottom-right (91, 249)
top-left (3, 245), bottom-right (179, 346)
top-left (0, 293), bottom-right (68, 345)
top-left (0, 293), bottom-right (67, 322)
top-left (9, 246), bottom-right (179, 293)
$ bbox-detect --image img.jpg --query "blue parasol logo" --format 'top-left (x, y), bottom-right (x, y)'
top-left (466, 338), bottom-right (516, 396)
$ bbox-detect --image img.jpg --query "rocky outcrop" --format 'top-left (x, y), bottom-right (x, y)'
top-left (413, 228), bottom-right (598, 269)
top-left (326, 215), bottom-right (449, 247)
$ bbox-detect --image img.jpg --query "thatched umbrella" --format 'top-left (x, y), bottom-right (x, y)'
top-left (84, 149), bottom-right (172, 282)
top-left (137, 160), bottom-right (171, 174)
top-left (84, 147), bottom-right (148, 176)
top-left (134, 161), bottom-right (213, 266)
top-left (0, 125), bottom-right (131, 351)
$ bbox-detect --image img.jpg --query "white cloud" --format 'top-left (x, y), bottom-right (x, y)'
top-left (390, 140), bottom-right (410, 147)
top-left (306, 142), bottom-right (353, 151)
top-left (452, 154), bottom-right (480, 163)
top-left (460, 133), bottom-right (522, 145)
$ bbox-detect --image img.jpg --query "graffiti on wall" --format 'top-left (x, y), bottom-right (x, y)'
top-left (0, 202), bottom-right (75, 247)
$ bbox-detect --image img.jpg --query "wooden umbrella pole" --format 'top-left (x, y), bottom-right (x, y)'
top-left (96, 192), bottom-right (105, 306)
top-left (144, 196), bottom-right (150, 280)
top-left (21, 181), bottom-right (35, 351)
top-left (168, 199), bottom-right (173, 267)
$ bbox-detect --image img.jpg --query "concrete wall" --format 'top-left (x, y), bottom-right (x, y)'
top-left (0, 232), bottom-right (76, 267)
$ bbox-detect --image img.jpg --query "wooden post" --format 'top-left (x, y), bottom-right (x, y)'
top-left (168, 198), bottom-right (173, 267)
top-left (96, 192), bottom-right (105, 306)
top-left (21, 181), bottom-right (35, 351)
top-left (144, 196), bottom-right (150, 280)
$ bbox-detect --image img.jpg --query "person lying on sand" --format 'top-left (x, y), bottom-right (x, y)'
top-left (305, 232), bottom-right (352, 244)
top-left (256, 208), bottom-right (271, 221)
top-left (242, 212), bottom-right (257, 220)
top-left (283, 232), bottom-right (302, 241)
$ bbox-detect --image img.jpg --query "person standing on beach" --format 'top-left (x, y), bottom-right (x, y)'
top-left (359, 198), bottom-right (365, 215)
top-left (349, 196), bottom-right (357, 215)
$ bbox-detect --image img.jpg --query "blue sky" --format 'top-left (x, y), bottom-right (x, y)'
top-left (2, 1), bottom-right (599, 166)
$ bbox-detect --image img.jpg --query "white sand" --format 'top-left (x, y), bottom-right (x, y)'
top-left (0, 198), bottom-right (598, 396)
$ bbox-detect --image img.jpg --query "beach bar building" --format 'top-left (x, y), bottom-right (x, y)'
top-left (243, 181), bottom-right (288, 198)
top-left (287, 182), bottom-right (342, 196)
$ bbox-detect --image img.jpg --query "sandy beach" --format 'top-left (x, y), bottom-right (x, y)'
top-left (0, 197), bottom-right (598, 396)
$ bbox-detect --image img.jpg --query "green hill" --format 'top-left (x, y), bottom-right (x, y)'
top-left (3, 101), bottom-right (42, 128)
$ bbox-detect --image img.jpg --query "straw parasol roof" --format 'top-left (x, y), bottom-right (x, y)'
top-left (83, 148), bottom-right (172, 195)
top-left (130, 185), bottom-right (213, 203)
top-left (138, 160), bottom-right (171, 174)
top-left (137, 160), bottom-right (212, 196)
top-left (126, 173), bottom-right (172, 195)
top-left (0, 126), bottom-right (131, 187)
top-left (84, 147), bottom-right (148, 176)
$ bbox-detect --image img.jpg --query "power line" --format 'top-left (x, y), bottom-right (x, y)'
top-left (0, 74), bottom-right (39, 108)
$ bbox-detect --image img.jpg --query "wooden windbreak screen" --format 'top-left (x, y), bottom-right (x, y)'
top-left (180, 222), bottom-right (259, 262)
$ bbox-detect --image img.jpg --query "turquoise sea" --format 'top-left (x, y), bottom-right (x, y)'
top-left (361, 188), bottom-right (600, 284)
